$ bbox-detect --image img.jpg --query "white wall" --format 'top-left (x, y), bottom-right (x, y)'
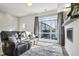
top-left (19, 10), bottom-right (57, 34)
top-left (0, 12), bottom-right (18, 47)
top-left (19, 15), bottom-right (35, 33)
top-left (65, 19), bottom-right (79, 56)
top-left (0, 12), bottom-right (18, 32)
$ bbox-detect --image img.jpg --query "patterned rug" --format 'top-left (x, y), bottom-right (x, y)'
top-left (21, 45), bottom-right (63, 56)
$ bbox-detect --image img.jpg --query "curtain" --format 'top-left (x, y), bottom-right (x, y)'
top-left (57, 12), bottom-right (65, 46)
top-left (34, 16), bottom-right (39, 36)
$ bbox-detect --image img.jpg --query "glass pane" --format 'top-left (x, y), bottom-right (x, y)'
top-left (39, 15), bottom-right (57, 40)
top-left (41, 22), bottom-right (50, 32)
top-left (41, 34), bottom-right (50, 39)
top-left (51, 34), bottom-right (57, 40)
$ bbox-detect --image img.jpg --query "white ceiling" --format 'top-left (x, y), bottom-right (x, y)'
top-left (0, 3), bottom-right (66, 17)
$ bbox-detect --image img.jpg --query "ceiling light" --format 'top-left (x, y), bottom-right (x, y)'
top-left (27, 0), bottom-right (32, 6)
top-left (27, 3), bottom-right (32, 6)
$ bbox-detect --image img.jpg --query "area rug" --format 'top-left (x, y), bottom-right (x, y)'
top-left (21, 45), bottom-right (63, 56)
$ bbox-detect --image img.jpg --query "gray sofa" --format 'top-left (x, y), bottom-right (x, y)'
top-left (1, 31), bottom-right (31, 56)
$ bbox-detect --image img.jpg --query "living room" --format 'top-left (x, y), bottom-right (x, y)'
top-left (0, 2), bottom-right (79, 56)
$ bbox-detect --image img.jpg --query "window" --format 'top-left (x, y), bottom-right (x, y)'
top-left (39, 15), bottom-right (57, 40)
